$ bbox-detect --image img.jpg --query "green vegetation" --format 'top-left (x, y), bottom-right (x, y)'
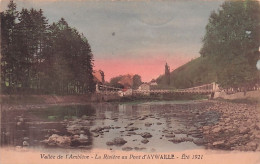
top-left (200, 0), bottom-right (260, 89)
top-left (157, 0), bottom-right (260, 90)
top-left (109, 74), bottom-right (142, 89)
top-left (1, 0), bottom-right (95, 95)
top-left (157, 57), bottom-right (217, 89)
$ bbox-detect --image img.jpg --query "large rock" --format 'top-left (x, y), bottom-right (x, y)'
top-left (165, 134), bottom-right (175, 138)
top-left (126, 123), bottom-right (134, 127)
top-left (90, 127), bottom-right (104, 133)
top-left (141, 132), bottom-right (152, 138)
top-left (73, 134), bottom-right (89, 144)
top-left (168, 138), bottom-right (185, 143)
top-left (126, 131), bottom-right (137, 136)
top-left (125, 127), bottom-right (139, 131)
top-left (181, 137), bottom-right (193, 142)
top-left (145, 122), bottom-right (152, 127)
top-left (122, 147), bottom-right (133, 151)
top-left (106, 137), bottom-right (127, 146)
top-left (212, 140), bottom-right (225, 146)
top-left (42, 134), bottom-right (71, 147)
top-left (113, 137), bottom-right (127, 145)
top-left (141, 139), bottom-right (149, 144)
top-left (139, 116), bottom-right (147, 120)
top-left (211, 127), bottom-right (222, 133)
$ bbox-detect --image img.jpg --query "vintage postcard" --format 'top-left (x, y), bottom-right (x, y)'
top-left (0, 0), bottom-right (260, 164)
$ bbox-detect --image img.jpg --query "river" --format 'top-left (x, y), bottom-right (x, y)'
top-left (1, 100), bottom-right (221, 152)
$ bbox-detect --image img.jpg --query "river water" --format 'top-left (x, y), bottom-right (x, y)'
top-left (0, 101), bottom-right (220, 152)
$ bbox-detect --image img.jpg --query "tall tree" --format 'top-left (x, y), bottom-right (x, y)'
top-left (1, 1), bottom-right (95, 94)
top-left (133, 74), bottom-right (142, 89)
top-left (200, 0), bottom-right (260, 89)
top-left (1, 0), bottom-right (19, 92)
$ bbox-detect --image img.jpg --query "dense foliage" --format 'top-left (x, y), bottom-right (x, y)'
top-left (109, 74), bottom-right (142, 89)
top-left (156, 57), bottom-right (217, 89)
top-left (200, 0), bottom-right (260, 89)
top-left (1, 1), bottom-right (95, 94)
top-left (157, 0), bottom-right (260, 90)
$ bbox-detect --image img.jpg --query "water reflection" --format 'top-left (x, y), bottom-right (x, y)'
top-left (0, 101), bottom-right (220, 152)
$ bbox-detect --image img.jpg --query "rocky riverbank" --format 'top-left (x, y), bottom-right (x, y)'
top-left (200, 101), bottom-right (260, 151)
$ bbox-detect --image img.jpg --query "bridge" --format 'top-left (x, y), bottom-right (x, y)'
top-left (96, 82), bottom-right (220, 95)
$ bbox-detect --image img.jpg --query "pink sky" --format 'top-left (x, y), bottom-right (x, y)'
top-left (94, 55), bottom-right (191, 82)
top-left (1, 0), bottom-right (223, 83)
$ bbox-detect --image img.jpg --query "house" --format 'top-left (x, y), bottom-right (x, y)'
top-left (138, 83), bottom-right (150, 96)
top-left (93, 70), bottom-right (104, 84)
top-left (118, 89), bottom-right (133, 97)
top-left (150, 81), bottom-right (158, 86)
top-left (149, 81), bottom-right (158, 90)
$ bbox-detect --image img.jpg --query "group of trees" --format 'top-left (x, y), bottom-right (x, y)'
top-left (200, 0), bottom-right (260, 89)
top-left (157, 0), bottom-right (259, 90)
top-left (1, 1), bottom-right (95, 94)
top-left (109, 74), bottom-right (142, 89)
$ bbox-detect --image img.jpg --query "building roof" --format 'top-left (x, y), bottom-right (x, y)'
top-left (93, 70), bottom-right (103, 83)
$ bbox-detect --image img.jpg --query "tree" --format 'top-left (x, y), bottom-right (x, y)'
top-left (1, 1), bottom-right (95, 94)
top-left (200, 0), bottom-right (260, 89)
top-left (1, 0), bottom-right (19, 92)
top-left (109, 75), bottom-right (124, 88)
top-left (15, 8), bottom-right (49, 91)
top-left (132, 74), bottom-right (142, 89)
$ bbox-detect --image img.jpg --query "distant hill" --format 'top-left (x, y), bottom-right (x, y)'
top-left (156, 57), bottom-right (217, 89)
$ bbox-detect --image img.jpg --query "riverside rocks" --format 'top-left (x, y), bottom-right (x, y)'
top-left (145, 122), bottom-right (152, 127)
top-left (141, 132), bottom-right (152, 138)
top-left (165, 134), bottom-right (175, 138)
top-left (106, 137), bottom-right (127, 146)
top-left (125, 127), bottom-right (139, 131)
top-left (168, 137), bottom-right (193, 144)
top-left (122, 147), bottom-right (133, 151)
top-left (193, 138), bottom-right (206, 145)
top-left (141, 139), bottom-right (149, 144)
top-left (72, 134), bottom-right (89, 144)
top-left (168, 138), bottom-right (184, 143)
top-left (200, 101), bottom-right (260, 151)
top-left (2, 100), bottom-right (260, 152)
top-left (42, 134), bottom-right (71, 147)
